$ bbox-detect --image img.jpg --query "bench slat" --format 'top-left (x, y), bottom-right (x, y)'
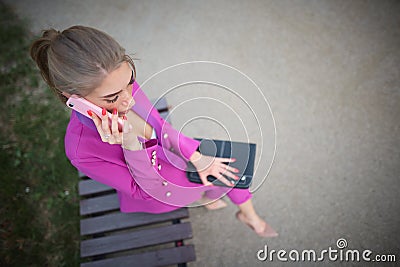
top-left (80, 208), bottom-right (189, 235)
top-left (80, 194), bottom-right (119, 216)
top-left (153, 97), bottom-right (170, 122)
top-left (79, 179), bottom-right (113, 196)
top-left (159, 110), bottom-right (171, 122)
top-left (80, 245), bottom-right (196, 267)
top-left (81, 222), bottom-right (193, 257)
top-left (152, 97), bottom-right (168, 110)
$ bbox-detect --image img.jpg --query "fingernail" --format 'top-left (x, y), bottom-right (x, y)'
top-left (87, 110), bottom-right (93, 117)
top-left (123, 115), bottom-right (127, 120)
top-left (102, 108), bottom-right (106, 116)
top-left (113, 108), bottom-right (117, 115)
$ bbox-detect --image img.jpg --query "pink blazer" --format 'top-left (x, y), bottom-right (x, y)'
top-left (65, 81), bottom-right (214, 213)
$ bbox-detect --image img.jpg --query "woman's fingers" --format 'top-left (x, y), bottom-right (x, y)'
top-left (217, 157), bottom-right (236, 163)
top-left (111, 108), bottom-right (118, 133)
top-left (88, 110), bottom-right (109, 141)
top-left (111, 108), bottom-right (121, 143)
top-left (101, 108), bottom-right (110, 134)
top-left (193, 155), bottom-right (240, 187)
top-left (214, 172), bottom-right (235, 187)
top-left (219, 166), bottom-right (239, 180)
top-left (89, 110), bottom-right (101, 129)
top-left (100, 109), bottom-right (114, 143)
top-left (123, 116), bottom-right (130, 133)
top-left (199, 175), bottom-right (213, 187)
top-left (219, 162), bottom-right (239, 174)
top-left (87, 108), bottom-right (122, 144)
top-left (216, 157), bottom-right (240, 179)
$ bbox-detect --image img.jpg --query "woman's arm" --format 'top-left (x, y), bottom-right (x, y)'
top-left (71, 157), bottom-right (153, 200)
top-left (158, 119), bottom-right (239, 187)
top-left (159, 118), bottom-right (201, 161)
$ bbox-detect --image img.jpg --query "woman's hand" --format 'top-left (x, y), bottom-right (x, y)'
top-left (189, 151), bottom-right (240, 187)
top-left (88, 108), bottom-right (141, 150)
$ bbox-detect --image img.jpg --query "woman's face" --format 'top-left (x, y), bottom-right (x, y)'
top-left (84, 61), bottom-right (135, 117)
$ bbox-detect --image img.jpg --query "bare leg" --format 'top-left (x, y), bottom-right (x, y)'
top-left (199, 195), bottom-right (227, 210)
top-left (237, 198), bottom-right (278, 237)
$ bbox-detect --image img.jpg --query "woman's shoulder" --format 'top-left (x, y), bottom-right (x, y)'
top-left (64, 111), bottom-right (112, 160)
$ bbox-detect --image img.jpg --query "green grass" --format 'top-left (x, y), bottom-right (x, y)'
top-left (0, 3), bottom-right (79, 266)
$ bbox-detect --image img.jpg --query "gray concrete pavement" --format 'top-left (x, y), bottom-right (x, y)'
top-left (6, 0), bottom-right (400, 266)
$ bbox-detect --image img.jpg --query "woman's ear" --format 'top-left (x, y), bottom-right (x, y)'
top-left (61, 91), bottom-right (71, 98)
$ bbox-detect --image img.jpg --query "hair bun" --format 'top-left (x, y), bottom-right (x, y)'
top-left (30, 28), bottom-right (62, 97)
top-left (42, 28), bottom-right (61, 42)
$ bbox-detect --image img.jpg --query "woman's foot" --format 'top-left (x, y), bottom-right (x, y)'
top-left (199, 196), bottom-right (228, 210)
top-left (236, 211), bottom-right (278, 238)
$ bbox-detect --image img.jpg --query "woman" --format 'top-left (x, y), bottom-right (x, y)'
top-left (30, 25), bottom-right (277, 237)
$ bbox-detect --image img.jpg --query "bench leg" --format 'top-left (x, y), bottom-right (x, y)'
top-left (172, 219), bottom-right (188, 267)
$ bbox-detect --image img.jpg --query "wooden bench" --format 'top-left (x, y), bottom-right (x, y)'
top-left (78, 98), bottom-right (196, 267)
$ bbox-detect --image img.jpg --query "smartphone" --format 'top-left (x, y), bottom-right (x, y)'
top-left (66, 94), bottom-right (123, 131)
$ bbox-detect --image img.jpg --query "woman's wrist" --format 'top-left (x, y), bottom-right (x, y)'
top-left (121, 132), bottom-right (142, 151)
top-left (189, 151), bottom-right (201, 163)
top-left (122, 142), bottom-right (142, 151)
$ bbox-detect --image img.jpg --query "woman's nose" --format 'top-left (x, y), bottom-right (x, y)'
top-left (121, 93), bottom-right (134, 107)
top-left (121, 97), bottom-right (133, 106)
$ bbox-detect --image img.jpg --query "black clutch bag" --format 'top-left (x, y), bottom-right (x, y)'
top-left (186, 138), bottom-right (256, 189)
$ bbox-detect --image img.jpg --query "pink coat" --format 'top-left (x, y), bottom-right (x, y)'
top-left (65, 81), bottom-right (251, 213)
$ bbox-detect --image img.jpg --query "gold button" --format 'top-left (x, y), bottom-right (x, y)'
top-left (166, 191), bottom-right (171, 197)
top-left (152, 150), bottom-right (156, 156)
top-left (163, 133), bottom-right (168, 139)
top-left (152, 154), bottom-right (157, 160)
top-left (162, 181), bottom-right (168, 186)
top-left (158, 164), bottom-right (162, 170)
top-left (151, 159), bottom-right (156, 166)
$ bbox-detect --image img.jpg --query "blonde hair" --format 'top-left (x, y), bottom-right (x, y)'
top-left (30, 25), bottom-right (136, 103)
